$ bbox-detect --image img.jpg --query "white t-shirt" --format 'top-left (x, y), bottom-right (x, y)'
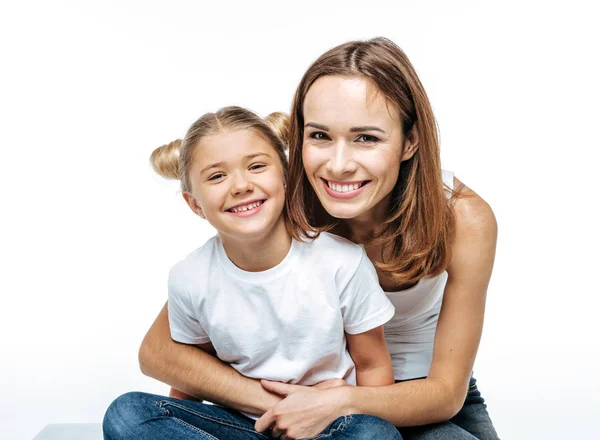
top-left (168, 232), bottom-right (395, 390)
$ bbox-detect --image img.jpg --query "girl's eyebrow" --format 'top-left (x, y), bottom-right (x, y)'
top-left (305, 122), bottom-right (386, 134)
top-left (200, 153), bottom-right (271, 174)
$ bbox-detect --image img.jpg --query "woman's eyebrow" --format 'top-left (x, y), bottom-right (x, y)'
top-left (305, 122), bottom-right (329, 131)
top-left (305, 122), bottom-right (386, 134)
top-left (349, 126), bottom-right (386, 134)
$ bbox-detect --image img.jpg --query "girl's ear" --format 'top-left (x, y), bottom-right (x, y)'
top-left (182, 192), bottom-right (205, 218)
top-left (400, 124), bottom-right (419, 162)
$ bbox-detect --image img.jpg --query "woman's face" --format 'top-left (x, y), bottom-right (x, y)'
top-left (302, 75), bottom-right (416, 222)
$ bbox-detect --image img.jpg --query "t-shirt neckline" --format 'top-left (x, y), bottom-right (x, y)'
top-left (215, 236), bottom-right (297, 282)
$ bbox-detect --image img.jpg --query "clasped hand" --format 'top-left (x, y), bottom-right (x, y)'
top-left (254, 378), bottom-right (350, 440)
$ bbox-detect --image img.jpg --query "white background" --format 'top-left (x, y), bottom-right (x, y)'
top-left (1, 1), bottom-right (599, 439)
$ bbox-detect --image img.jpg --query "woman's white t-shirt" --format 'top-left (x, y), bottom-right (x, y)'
top-left (168, 231), bottom-right (395, 390)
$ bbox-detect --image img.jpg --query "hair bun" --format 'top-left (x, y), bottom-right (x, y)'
top-left (264, 112), bottom-right (290, 150)
top-left (150, 139), bottom-right (182, 180)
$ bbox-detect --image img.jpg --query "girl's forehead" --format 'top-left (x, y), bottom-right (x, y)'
top-left (193, 129), bottom-right (275, 166)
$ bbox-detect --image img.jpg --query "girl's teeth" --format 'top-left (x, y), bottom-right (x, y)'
top-left (231, 201), bottom-right (262, 213)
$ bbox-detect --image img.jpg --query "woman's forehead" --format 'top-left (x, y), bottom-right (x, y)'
top-left (303, 75), bottom-right (400, 128)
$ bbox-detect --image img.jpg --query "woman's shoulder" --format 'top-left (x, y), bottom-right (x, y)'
top-left (448, 177), bottom-right (498, 270)
top-left (451, 177), bottom-right (496, 231)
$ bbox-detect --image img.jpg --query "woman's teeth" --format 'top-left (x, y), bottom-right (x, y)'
top-left (229, 201), bottom-right (263, 213)
top-left (327, 181), bottom-right (361, 193)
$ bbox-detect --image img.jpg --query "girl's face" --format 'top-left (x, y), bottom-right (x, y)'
top-left (302, 75), bottom-right (417, 223)
top-left (184, 129), bottom-right (286, 242)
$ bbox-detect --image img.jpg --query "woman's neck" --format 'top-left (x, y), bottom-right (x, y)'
top-left (220, 217), bottom-right (292, 272)
top-left (344, 194), bottom-right (392, 245)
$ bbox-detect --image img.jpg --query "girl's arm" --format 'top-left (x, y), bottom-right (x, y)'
top-left (255, 182), bottom-right (497, 433)
top-left (346, 326), bottom-right (395, 386)
top-left (139, 302), bottom-right (282, 415)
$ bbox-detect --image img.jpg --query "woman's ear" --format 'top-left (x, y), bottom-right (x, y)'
top-left (182, 192), bottom-right (205, 218)
top-left (400, 125), bottom-right (419, 162)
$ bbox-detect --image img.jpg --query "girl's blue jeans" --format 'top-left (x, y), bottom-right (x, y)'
top-left (103, 377), bottom-right (498, 439)
top-left (103, 393), bottom-right (401, 439)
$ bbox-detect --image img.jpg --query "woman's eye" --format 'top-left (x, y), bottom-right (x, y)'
top-left (309, 131), bottom-right (330, 141)
top-left (356, 134), bottom-right (380, 143)
top-left (208, 173), bottom-right (225, 181)
top-left (249, 163), bottom-right (266, 171)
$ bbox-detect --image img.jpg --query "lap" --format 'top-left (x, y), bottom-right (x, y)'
top-left (103, 391), bottom-right (269, 439)
top-left (103, 392), bottom-right (400, 440)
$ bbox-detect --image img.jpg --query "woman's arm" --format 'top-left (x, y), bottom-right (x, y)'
top-left (139, 302), bottom-right (282, 415)
top-left (346, 326), bottom-right (395, 386)
top-left (256, 182), bottom-right (497, 433)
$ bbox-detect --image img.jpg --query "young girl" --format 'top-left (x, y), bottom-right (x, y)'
top-left (103, 106), bottom-right (401, 439)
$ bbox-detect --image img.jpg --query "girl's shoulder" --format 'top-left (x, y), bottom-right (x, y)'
top-left (304, 231), bottom-right (364, 256)
top-left (296, 232), bottom-right (368, 276)
top-left (169, 235), bottom-right (220, 284)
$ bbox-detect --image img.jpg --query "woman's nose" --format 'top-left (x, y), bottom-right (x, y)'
top-left (326, 142), bottom-right (357, 177)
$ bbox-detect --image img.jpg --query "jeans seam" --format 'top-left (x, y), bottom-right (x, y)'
top-left (305, 415), bottom-right (352, 439)
top-left (157, 400), bottom-right (269, 438)
top-left (173, 418), bottom-right (219, 440)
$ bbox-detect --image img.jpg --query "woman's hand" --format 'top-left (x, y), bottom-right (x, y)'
top-left (254, 380), bottom-right (352, 439)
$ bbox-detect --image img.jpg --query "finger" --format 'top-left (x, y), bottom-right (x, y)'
top-left (261, 380), bottom-right (301, 396)
top-left (254, 410), bottom-right (274, 433)
top-left (272, 426), bottom-right (284, 438)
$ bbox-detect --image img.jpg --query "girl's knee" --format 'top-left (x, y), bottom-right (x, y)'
top-left (332, 414), bottom-right (402, 439)
top-left (102, 392), bottom-right (157, 439)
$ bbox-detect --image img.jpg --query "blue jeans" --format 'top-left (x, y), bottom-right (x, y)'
top-left (103, 392), bottom-right (402, 440)
top-left (398, 377), bottom-right (500, 440)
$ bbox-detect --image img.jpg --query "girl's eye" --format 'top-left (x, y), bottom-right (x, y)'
top-left (208, 173), bottom-right (225, 181)
top-left (356, 134), bottom-right (380, 143)
top-left (249, 163), bottom-right (266, 171)
top-left (309, 131), bottom-right (330, 141)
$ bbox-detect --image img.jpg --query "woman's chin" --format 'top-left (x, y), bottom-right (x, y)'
top-left (322, 203), bottom-right (367, 220)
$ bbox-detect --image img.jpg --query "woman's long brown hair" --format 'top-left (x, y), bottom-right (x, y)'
top-left (286, 37), bottom-right (456, 285)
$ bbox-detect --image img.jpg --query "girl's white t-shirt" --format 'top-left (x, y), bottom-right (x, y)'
top-left (168, 231), bottom-right (395, 390)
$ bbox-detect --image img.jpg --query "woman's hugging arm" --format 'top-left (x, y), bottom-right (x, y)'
top-left (345, 179), bottom-right (498, 424)
top-left (139, 302), bottom-right (282, 415)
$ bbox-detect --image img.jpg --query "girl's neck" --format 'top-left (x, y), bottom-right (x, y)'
top-left (220, 217), bottom-right (292, 272)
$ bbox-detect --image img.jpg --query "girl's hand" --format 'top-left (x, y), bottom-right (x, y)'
top-left (254, 380), bottom-right (351, 439)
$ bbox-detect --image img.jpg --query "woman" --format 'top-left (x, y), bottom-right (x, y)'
top-left (132, 38), bottom-right (499, 439)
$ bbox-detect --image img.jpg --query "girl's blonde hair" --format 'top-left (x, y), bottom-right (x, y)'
top-left (150, 106), bottom-right (293, 233)
top-left (150, 106), bottom-right (289, 193)
top-left (286, 38), bottom-right (457, 285)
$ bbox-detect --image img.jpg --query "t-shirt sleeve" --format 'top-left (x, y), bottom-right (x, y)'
top-left (167, 264), bottom-right (211, 345)
top-left (340, 250), bottom-right (395, 335)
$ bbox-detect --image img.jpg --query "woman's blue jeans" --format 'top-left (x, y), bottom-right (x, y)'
top-left (103, 392), bottom-right (401, 439)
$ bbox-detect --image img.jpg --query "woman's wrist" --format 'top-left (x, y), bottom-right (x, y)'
top-left (337, 385), bottom-right (361, 415)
